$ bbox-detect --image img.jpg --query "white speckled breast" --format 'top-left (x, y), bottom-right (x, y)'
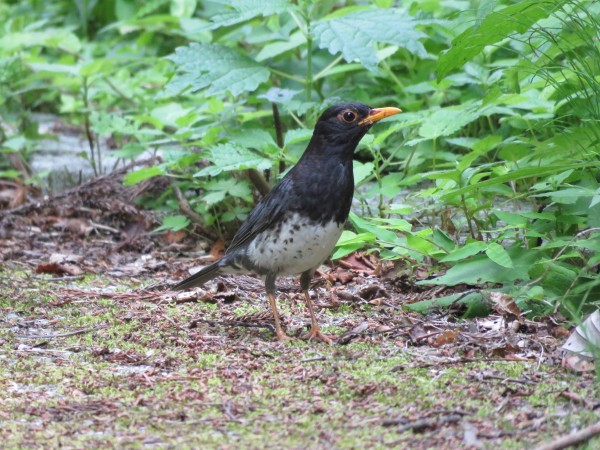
top-left (246, 213), bottom-right (344, 275)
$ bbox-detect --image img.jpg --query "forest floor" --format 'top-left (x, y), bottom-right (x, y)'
top-left (0, 168), bottom-right (598, 449)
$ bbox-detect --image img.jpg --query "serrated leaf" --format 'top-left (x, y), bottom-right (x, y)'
top-left (123, 166), bottom-right (164, 185)
top-left (353, 161), bottom-right (374, 184)
top-left (194, 143), bottom-right (273, 177)
top-left (312, 8), bottom-right (428, 70)
top-left (256, 31), bottom-right (306, 61)
top-left (154, 215), bottom-right (191, 232)
top-left (170, 0), bottom-right (197, 18)
top-left (284, 128), bottom-right (312, 147)
top-left (418, 104), bottom-right (484, 139)
top-left (437, 0), bottom-right (566, 80)
top-left (206, 0), bottom-right (292, 29)
top-left (0, 29), bottom-right (81, 53)
top-left (229, 128), bottom-right (278, 152)
top-left (486, 243), bottom-right (513, 268)
top-left (166, 43), bottom-right (269, 96)
top-left (202, 178), bottom-right (253, 206)
top-left (258, 87), bottom-right (300, 104)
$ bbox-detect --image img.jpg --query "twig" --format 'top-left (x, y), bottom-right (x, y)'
top-left (246, 168), bottom-right (271, 197)
top-left (301, 356), bottom-right (327, 363)
top-left (272, 102), bottom-right (286, 175)
top-left (383, 413), bottom-right (464, 431)
top-left (15, 327), bottom-right (98, 339)
top-left (190, 317), bottom-right (275, 334)
top-left (532, 420), bottom-right (600, 450)
top-left (391, 357), bottom-right (524, 372)
top-left (172, 186), bottom-right (218, 241)
top-left (30, 275), bottom-right (85, 282)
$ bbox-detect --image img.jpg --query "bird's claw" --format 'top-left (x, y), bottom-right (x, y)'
top-left (275, 331), bottom-right (295, 342)
top-left (306, 327), bottom-right (335, 345)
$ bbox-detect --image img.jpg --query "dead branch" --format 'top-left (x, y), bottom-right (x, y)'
top-left (532, 420), bottom-right (600, 450)
top-left (172, 186), bottom-right (218, 241)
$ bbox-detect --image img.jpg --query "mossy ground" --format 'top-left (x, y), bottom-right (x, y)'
top-left (1, 272), bottom-right (598, 449)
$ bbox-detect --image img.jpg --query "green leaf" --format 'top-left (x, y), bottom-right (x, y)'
top-left (256, 31), bottom-right (306, 62)
top-left (123, 167), bottom-right (164, 185)
top-left (440, 241), bottom-right (488, 262)
top-left (332, 230), bottom-right (376, 259)
top-left (420, 246), bottom-right (538, 286)
top-left (353, 161), bottom-right (374, 184)
top-left (0, 29), bottom-right (82, 53)
top-left (419, 104), bottom-right (485, 139)
top-left (485, 243), bottom-right (513, 269)
top-left (437, 0), bottom-right (566, 80)
top-left (405, 292), bottom-right (490, 318)
top-left (170, 0), bottom-right (197, 18)
top-left (440, 162), bottom-right (600, 200)
top-left (166, 43), bottom-right (270, 96)
top-left (205, 0), bottom-right (292, 29)
top-left (283, 129), bottom-right (312, 147)
top-left (194, 143), bottom-right (273, 177)
top-left (202, 178), bottom-right (253, 206)
top-left (312, 8), bottom-right (428, 71)
top-left (154, 215), bottom-right (191, 232)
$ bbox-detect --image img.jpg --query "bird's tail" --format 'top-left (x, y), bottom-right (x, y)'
top-left (173, 259), bottom-right (223, 291)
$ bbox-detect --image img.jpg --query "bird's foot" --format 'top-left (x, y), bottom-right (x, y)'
top-left (306, 327), bottom-right (335, 345)
top-left (275, 330), bottom-right (295, 342)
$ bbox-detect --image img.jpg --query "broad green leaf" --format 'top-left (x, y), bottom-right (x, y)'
top-left (256, 31), bottom-right (306, 61)
top-left (312, 8), bottom-right (428, 70)
top-left (205, 0), bottom-right (292, 29)
top-left (194, 143), bottom-right (273, 177)
top-left (420, 246), bottom-right (539, 286)
top-left (123, 166), bottom-right (164, 185)
top-left (485, 243), bottom-right (513, 268)
top-left (258, 88), bottom-right (300, 104)
top-left (170, 0), bottom-right (197, 18)
top-left (332, 230), bottom-right (377, 259)
top-left (494, 210), bottom-right (528, 227)
top-left (0, 29), bottom-right (81, 53)
top-left (405, 291), bottom-right (490, 318)
top-left (229, 128), bottom-right (278, 153)
top-left (419, 104), bottom-right (485, 139)
top-left (353, 161), bottom-right (374, 184)
top-left (437, 0), bottom-right (567, 80)
top-left (154, 215), bottom-right (191, 232)
top-left (284, 129), bottom-right (312, 147)
top-left (202, 178), bottom-right (252, 206)
top-left (349, 213), bottom-right (399, 243)
top-left (166, 43), bottom-right (270, 96)
top-left (440, 162), bottom-right (600, 200)
top-left (440, 241), bottom-right (488, 262)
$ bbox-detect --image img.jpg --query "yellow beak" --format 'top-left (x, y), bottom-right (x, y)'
top-left (358, 106), bottom-right (402, 126)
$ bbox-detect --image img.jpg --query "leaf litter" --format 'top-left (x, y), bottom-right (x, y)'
top-left (0, 169), bottom-right (599, 449)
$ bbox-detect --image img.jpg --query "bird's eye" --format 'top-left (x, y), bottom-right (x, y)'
top-left (342, 111), bottom-right (356, 123)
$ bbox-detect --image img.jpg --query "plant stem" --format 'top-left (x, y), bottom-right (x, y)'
top-left (82, 76), bottom-right (98, 177)
top-left (268, 68), bottom-right (305, 85)
top-left (305, 27), bottom-right (313, 100)
top-left (314, 55), bottom-right (343, 80)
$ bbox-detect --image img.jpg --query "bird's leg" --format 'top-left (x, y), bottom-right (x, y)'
top-left (300, 271), bottom-right (334, 345)
top-left (265, 275), bottom-right (293, 342)
top-left (267, 292), bottom-right (293, 341)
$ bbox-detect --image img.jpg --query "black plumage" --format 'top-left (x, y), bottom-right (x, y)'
top-left (174, 102), bottom-right (401, 343)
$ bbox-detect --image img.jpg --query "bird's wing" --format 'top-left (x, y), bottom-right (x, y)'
top-left (226, 177), bottom-right (295, 253)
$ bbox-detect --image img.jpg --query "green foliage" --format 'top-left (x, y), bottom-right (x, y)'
top-left (1, 0), bottom-right (599, 318)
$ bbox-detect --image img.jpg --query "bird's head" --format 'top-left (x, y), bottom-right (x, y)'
top-left (310, 102), bottom-right (401, 153)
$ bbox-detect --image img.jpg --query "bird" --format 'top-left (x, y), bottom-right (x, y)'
top-left (174, 102), bottom-right (401, 343)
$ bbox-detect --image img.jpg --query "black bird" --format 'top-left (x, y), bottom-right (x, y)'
top-left (174, 102), bottom-right (401, 343)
